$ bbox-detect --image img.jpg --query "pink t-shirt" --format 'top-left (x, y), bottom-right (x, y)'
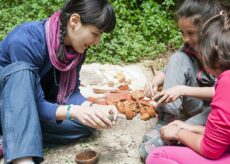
top-left (201, 70), bottom-right (230, 159)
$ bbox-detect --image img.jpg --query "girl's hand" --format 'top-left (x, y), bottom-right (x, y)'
top-left (168, 120), bottom-right (191, 130)
top-left (153, 85), bottom-right (184, 105)
top-left (144, 81), bottom-right (158, 98)
top-left (72, 104), bottom-right (118, 129)
top-left (160, 124), bottom-right (181, 143)
top-left (168, 120), bottom-right (205, 134)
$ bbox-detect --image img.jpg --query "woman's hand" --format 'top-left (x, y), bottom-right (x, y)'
top-left (153, 85), bottom-right (184, 105)
top-left (80, 101), bottom-right (93, 107)
top-left (144, 81), bottom-right (158, 98)
top-left (92, 104), bottom-right (118, 124)
top-left (72, 104), bottom-right (118, 129)
top-left (160, 124), bottom-right (181, 143)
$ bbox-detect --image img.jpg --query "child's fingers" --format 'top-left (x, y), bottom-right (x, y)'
top-left (144, 84), bottom-right (153, 97)
top-left (156, 94), bottom-right (168, 105)
top-left (153, 92), bottom-right (164, 102)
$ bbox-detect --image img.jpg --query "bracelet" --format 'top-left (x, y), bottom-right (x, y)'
top-left (66, 104), bottom-right (73, 120)
top-left (177, 128), bottom-right (184, 140)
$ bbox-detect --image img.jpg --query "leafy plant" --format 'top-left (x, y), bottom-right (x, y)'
top-left (0, 0), bottom-right (182, 64)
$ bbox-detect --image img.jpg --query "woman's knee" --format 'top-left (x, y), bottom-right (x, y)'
top-left (0, 62), bottom-right (39, 87)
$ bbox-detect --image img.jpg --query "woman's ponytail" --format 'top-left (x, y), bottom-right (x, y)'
top-left (57, 12), bottom-right (69, 61)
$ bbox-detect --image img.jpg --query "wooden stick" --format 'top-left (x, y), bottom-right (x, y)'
top-left (150, 64), bottom-right (156, 76)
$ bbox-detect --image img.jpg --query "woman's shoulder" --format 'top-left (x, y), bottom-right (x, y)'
top-left (5, 20), bottom-right (47, 46)
top-left (1, 20), bottom-right (48, 65)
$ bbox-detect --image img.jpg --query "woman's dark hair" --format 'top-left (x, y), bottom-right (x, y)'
top-left (58, 0), bottom-right (116, 60)
top-left (176, 0), bottom-right (222, 27)
top-left (200, 11), bottom-right (230, 71)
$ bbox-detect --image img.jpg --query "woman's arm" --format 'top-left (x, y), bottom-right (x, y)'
top-left (55, 103), bottom-right (118, 129)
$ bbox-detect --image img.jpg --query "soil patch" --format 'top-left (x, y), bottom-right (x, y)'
top-left (43, 60), bottom-right (166, 164)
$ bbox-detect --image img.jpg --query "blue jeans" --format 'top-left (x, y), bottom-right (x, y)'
top-left (0, 62), bottom-right (94, 163)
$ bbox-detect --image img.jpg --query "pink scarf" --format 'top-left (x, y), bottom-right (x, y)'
top-left (45, 11), bottom-right (83, 104)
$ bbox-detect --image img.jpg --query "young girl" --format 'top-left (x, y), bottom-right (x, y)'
top-left (0, 0), bottom-right (117, 163)
top-left (139, 0), bottom-right (221, 159)
top-left (146, 10), bottom-right (230, 164)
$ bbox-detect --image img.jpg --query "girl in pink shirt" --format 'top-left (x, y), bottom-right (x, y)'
top-left (146, 10), bottom-right (230, 164)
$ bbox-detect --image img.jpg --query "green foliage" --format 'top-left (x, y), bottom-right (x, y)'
top-left (87, 0), bottom-right (182, 63)
top-left (0, 0), bottom-right (182, 64)
top-left (0, 0), bottom-right (65, 39)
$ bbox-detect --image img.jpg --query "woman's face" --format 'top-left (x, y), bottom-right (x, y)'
top-left (178, 17), bottom-right (199, 52)
top-left (65, 14), bottom-right (103, 54)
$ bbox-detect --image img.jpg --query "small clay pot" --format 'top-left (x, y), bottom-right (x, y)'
top-left (75, 149), bottom-right (99, 164)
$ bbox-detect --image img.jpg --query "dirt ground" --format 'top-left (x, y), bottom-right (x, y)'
top-left (43, 116), bottom-right (156, 164)
top-left (41, 58), bottom-right (170, 164)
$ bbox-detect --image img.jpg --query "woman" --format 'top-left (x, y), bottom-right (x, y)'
top-left (0, 0), bottom-right (117, 163)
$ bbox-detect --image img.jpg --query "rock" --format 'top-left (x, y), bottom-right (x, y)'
top-left (120, 136), bottom-right (130, 146)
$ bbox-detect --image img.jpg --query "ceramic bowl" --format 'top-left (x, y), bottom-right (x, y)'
top-left (75, 149), bottom-right (99, 164)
